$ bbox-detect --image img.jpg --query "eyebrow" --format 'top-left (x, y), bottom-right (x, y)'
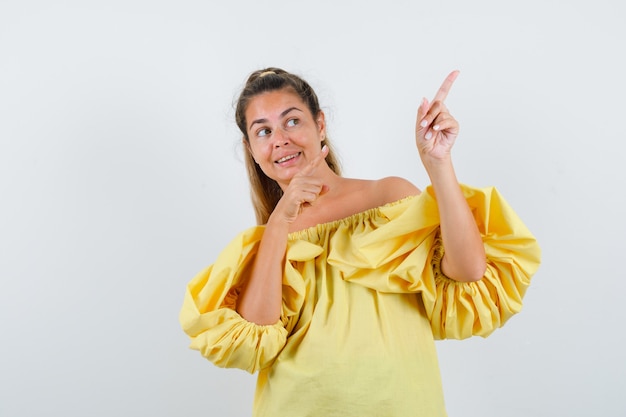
top-left (248, 106), bottom-right (303, 131)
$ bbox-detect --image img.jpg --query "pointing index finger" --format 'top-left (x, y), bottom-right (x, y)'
top-left (299, 145), bottom-right (329, 177)
top-left (432, 70), bottom-right (460, 103)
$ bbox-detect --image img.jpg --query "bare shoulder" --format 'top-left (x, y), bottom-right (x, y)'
top-left (374, 176), bottom-right (421, 204)
top-left (297, 176), bottom-right (421, 229)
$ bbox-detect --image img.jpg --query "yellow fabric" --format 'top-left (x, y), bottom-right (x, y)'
top-left (179, 185), bottom-right (541, 417)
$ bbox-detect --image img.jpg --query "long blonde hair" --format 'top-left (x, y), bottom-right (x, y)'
top-left (235, 68), bottom-right (341, 224)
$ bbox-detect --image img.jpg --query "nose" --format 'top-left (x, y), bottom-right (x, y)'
top-left (273, 128), bottom-right (290, 148)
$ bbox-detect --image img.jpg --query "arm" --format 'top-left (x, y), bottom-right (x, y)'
top-left (236, 146), bottom-right (330, 324)
top-left (415, 71), bottom-right (486, 282)
top-left (236, 216), bottom-right (289, 325)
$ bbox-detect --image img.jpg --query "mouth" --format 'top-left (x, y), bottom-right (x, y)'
top-left (275, 152), bottom-right (301, 164)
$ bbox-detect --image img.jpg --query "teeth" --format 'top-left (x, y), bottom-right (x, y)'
top-left (276, 153), bottom-right (299, 163)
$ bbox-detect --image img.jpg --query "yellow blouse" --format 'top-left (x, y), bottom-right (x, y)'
top-left (179, 185), bottom-right (541, 417)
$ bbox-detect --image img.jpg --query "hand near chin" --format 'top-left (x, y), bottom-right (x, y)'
top-left (415, 70), bottom-right (461, 166)
top-left (273, 145), bottom-right (330, 224)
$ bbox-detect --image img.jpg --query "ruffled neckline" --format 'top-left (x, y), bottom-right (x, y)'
top-left (287, 194), bottom-right (418, 242)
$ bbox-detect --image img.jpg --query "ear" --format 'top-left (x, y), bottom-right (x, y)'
top-left (316, 111), bottom-right (326, 141)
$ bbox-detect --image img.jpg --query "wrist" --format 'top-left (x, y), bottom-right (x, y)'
top-left (266, 211), bottom-right (292, 232)
top-left (422, 155), bottom-right (454, 179)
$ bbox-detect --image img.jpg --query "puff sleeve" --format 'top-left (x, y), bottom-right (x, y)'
top-left (334, 185), bottom-right (541, 340)
top-left (422, 186), bottom-right (541, 339)
top-left (179, 227), bottom-right (300, 373)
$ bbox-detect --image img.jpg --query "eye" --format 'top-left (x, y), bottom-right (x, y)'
top-left (256, 128), bottom-right (271, 137)
top-left (286, 118), bottom-right (299, 128)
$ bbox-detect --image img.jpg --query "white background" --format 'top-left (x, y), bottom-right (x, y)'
top-left (1, 1), bottom-right (625, 416)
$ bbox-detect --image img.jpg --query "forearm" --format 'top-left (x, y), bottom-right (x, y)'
top-left (236, 215), bottom-right (289, 325)
top-left (425, 158), bottom-right (486, 282)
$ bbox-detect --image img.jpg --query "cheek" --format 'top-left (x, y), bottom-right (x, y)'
top-left (249, 141), bottom-right (269, 161)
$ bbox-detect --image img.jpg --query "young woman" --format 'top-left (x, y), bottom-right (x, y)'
top-left (180, 68), bottom-right (541, 416)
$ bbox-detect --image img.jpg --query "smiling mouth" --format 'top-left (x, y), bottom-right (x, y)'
top-left (275, 152), bottom-right (301, 164)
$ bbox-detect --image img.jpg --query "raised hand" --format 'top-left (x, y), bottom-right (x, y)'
top-left (272, 145), bottom-right (330, 224)
top-left (415, 70), bottom-right (460, 164)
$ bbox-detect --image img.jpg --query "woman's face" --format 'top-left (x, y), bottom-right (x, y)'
top-left (245, 88), bottom-right (326, 189)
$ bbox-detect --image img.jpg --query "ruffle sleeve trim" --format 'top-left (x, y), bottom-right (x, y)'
top-left (427, 232), bottom-right (534, 339)
top-left (179, 226), bottom-right (305, 373)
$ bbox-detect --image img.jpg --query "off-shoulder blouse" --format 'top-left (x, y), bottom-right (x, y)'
top-left (180, 185), bottom-right (541, 417)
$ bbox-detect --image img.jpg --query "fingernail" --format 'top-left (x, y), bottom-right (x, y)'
top-left (420, 120), bottom-right (428, 128)
top-left (425, 131), bottom-right (432, 140)
top-left (433, 124), bottom-right (440, 131)
top-left (322, 145), bottom-right (328, 152)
